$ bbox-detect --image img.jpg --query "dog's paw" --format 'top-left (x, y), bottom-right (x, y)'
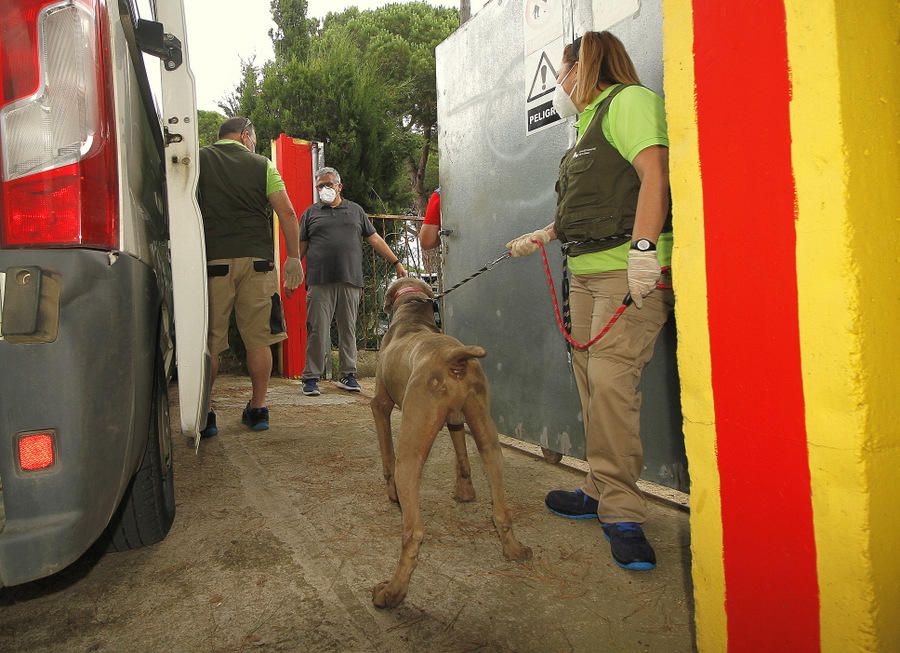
top-left (386, 481), bottom-right (399, 504)
top-left (372, 580), bottom-right (407, 609)
top-left (453, 481), bottom-right (476, 503)
top-left (503, 541), bottom-right (533, 562)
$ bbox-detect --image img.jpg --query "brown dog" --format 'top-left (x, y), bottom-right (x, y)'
top-left (370, 277), bottom-right (532, 609)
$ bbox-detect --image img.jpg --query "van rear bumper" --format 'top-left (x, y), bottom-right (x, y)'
top-left (0, 249), bottom-right (161, 587)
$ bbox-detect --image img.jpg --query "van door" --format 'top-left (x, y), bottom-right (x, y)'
top-left (155, 0), bottom-right (210, 450)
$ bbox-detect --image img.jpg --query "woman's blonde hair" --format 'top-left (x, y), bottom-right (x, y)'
top-left (563, 31), bottom-right (641, 106)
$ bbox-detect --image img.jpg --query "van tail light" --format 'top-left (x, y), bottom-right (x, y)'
top-left (18, 432), bottom-right (56, 471)
top-left (0, 0), bottom-right (118, 249)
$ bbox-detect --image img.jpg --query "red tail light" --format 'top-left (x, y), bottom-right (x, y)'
top-left (18, 432), bottom-right (56, 471)
top-left (0, 0), bottom-right (118, 249)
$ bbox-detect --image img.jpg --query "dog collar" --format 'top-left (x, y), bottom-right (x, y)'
top-left (393, 286), bottom-right (430, 301)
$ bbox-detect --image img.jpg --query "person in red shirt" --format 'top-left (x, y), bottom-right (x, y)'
top-left (418, 187), bottom-right (441, 250)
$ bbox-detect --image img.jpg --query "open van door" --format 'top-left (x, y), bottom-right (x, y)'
top-left (154, 0), bottom-right (211, 450)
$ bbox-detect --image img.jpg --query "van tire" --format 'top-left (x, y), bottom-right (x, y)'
top-left (104, 354), bottom-right (176, 551)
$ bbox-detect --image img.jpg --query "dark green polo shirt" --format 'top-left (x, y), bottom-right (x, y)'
top-left (198, 140), bottom-right (286, 261)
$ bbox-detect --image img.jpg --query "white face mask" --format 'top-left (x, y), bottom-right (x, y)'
top-left (319, 186), bottom-right (337, 203)
top-left (552, 66), bottom-right (578, 119)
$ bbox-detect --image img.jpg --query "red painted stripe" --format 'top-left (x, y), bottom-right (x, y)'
top-left (274, 135), bottom-right (312, 378)
top-left (691, 3), bottom-right (820, 651)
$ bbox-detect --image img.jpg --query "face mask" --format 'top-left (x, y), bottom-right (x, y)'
top-left (552, 66), bottom-right (578, 119)
top-left (319, 186), bottom-right (337, 203)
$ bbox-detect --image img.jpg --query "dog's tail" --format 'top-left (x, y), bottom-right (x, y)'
top-left (445, 345), bottom-right (486, 370)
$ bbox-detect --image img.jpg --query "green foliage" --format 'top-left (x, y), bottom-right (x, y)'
top-left (217, 57), bottom-right (260, 119)
top-left (223, 1), bottom-right (458, 215)
top-left (197, 109), bottom-right (226, 147)
top-left (318, 3), bottom-right (458, 213)
top-left (269, 0), bottom-right (317, 61)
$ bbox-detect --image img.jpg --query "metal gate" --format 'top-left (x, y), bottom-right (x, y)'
top-left (435, 0), bottom-right (687, 491)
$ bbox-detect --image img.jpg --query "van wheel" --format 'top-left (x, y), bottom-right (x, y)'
top-left (104, 354), bottom-right (176, 551)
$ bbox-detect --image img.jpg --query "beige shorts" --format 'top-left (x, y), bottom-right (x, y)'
top-left (207, 257), bottom-right (286, 356)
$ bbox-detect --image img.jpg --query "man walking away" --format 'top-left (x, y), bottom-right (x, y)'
top-left (197, 117), bottom-right (303, 437)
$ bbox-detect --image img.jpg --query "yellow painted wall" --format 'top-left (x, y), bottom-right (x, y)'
top-left (788, 0), bottom-right (900, 650)
top-left (665, 1), bottom-right (899, 650)
top-left (785, 2), bottom-right (874, 650)
top-left (661, 3), bottom-right (727, 651)
top-left (833, 0), bottom-right (900, 648)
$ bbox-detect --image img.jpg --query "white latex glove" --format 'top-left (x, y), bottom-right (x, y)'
top-left (282, 256), bottom-right (304, 292)
top-left (627, 249), bottom-right (661, 309)
top-left (504, 229), bottom-right (550, 257)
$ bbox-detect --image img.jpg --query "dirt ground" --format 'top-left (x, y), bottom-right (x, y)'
top-left (0, 374), bottom-right (694, 653)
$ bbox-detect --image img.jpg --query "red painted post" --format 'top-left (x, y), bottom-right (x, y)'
top-left (273, 134), bottom-right (314, 378)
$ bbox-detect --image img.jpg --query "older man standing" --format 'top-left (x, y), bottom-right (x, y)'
top-left (300, 167), bottom-right (407, 396)
top-left (198, 117), bottom-right (303, 436)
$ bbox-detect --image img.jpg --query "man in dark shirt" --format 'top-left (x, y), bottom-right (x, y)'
top-left (299, 167), bottom-right (406, 395)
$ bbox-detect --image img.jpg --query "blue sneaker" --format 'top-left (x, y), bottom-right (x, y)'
top-left (241, 404), bottom-right (269, 431)
top-left (335, 374), bottom-right (361, 392)
top-left (200, 411), bottom-right (218, 439)
top-left (302, 379), bottom-right (320, 396)
top-left (544, 489), bottom-right (599, 519)
top-left (602, 522), bottom-right (657, 571)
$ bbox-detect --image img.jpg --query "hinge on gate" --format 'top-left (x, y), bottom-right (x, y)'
top-left (136, 19), bottom-right (183, 71)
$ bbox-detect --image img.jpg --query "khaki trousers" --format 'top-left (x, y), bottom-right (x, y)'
top-left (569, 269), bottom-right (674, 523)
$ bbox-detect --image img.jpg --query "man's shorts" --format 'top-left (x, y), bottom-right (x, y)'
top-left (207, 257), bottom-right (286, 356)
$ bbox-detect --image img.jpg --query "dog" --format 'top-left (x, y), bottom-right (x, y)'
top-left (370, 277), bottom-right (532, 609)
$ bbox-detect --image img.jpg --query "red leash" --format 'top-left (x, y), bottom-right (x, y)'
top-left (535, 240), bottom-right (670, 351)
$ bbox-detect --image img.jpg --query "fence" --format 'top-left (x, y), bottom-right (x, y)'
top-left (355, 215), bottom-right (442, 350)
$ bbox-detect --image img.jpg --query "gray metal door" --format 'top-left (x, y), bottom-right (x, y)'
top-left (436, 0), bottom-right (687, 491)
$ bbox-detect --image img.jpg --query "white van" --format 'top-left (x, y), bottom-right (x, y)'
top-left (0, 0), bottom-right (209, 586)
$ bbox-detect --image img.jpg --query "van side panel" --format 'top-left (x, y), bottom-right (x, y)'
top-left (0, 251), bottom-right (159, 587)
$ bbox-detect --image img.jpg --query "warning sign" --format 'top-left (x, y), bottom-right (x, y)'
top-left (524, 35), bottom-right (564, 135)
top-left (527, 100), bottom-right (559, 133)
top-left (526, 51), bottom-right (558, 103)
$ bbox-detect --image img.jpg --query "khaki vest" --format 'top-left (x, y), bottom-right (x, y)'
top-left (554, 84), bottom-right (672, 256)
top-left (198, 143), bottom-right (274, 261)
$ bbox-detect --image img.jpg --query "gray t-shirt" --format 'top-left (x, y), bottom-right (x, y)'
top-left (300, 199), bottom-right (377, 287)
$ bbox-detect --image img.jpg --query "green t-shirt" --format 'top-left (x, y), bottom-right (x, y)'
top-left (213, 139), bottom-right (286, 196)
top-left (566, 85), bottom-right (672, 275)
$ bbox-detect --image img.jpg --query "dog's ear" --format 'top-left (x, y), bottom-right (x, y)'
top-left (383, 287), bottom-right (395, 313)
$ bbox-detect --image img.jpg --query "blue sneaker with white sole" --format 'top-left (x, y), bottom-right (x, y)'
top-left (602, 522), bottom-right (657, 571)
top-left (335, 374), bottom-right (361, 392)
top-left (302, 379), bottom-right (321, 396)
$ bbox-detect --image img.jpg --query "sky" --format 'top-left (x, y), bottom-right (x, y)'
top-left (181, 0), bottom-right (463, 113)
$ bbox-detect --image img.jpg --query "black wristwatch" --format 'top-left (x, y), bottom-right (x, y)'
top-left (630, 238), bottom-right (656, 252)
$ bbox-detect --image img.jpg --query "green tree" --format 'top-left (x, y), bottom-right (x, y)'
top-left (218, 57), bottom-right (260, 119)
top-left (318, 3), bottom-right (458, 214)
top-left (269, 0), bottom-right (317, 62)
top-left (256, 38), bottom-right (405, 212)
top-left (197, 109), bottom-right (226, 147)
top-left (224, 1), bottom-right (457, 214)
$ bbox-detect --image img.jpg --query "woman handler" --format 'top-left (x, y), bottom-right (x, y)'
top-left (505, 31), bottom-right (674, 570)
